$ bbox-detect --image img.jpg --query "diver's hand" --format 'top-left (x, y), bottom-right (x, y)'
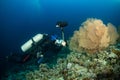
top-left (55, 39), bottom-right (66, 46)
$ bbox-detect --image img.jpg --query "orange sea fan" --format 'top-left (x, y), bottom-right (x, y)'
top-left (69, 18), bottom-right (119, 53)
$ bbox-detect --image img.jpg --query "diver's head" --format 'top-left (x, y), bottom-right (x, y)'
top-left (56, 21), bottom-right (68, 28)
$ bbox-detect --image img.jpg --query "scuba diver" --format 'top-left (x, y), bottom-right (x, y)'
top-left (7, 21), bottom-right (68, 64)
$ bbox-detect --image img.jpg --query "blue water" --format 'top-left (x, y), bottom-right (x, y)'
top-left (0, 0), bottom-right (120, 78)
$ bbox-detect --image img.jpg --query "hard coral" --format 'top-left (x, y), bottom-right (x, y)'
top-left (112, 48), bottom-right (120, 58)
top-left (69, 18), bottom-right (119, 53)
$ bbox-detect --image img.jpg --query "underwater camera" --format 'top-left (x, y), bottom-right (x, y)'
top-left (56, 21), bottom-right (68, 28)
top-left (56, 21), bottom-right (68, 40)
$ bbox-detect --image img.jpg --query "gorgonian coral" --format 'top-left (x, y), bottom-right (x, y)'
top-left (69, 18), bottom-right (119, 53)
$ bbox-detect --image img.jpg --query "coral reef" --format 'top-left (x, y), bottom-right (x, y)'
top-left (25, 45), bottom-right (120, 80)
top-left (2, 41), bottom-right (120, 80)
top-left (111, 48), bottom-right (120, 58)
top-left (69, 18), bottom-right (119, 53)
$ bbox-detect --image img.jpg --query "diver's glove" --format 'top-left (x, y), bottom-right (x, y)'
top-left (55, 39), bottom-right (66, 47)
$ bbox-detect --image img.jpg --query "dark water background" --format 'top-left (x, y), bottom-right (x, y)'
top-left (0, 0), bottom-right (120, 78)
